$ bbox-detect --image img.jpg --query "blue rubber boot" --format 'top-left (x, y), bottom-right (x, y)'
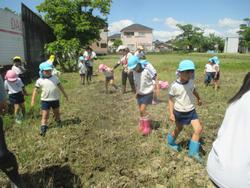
top-left (40, 125), bottom-right (48, 137)
top-left (188, 140), bottom-right (203, 163)
top-left (167, 133), bottom-right (181, 152)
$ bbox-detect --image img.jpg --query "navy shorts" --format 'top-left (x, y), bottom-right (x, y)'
top-left (137, 93), bottom-right (153, 105)
top-left (106, 76), bottom-right (114, 82)
top-left (41, 100), bottom-right (60, 110)
top-left (174, 109), bottom-right (198, 125)
top-left (9, 92), bottom-right (25, 104)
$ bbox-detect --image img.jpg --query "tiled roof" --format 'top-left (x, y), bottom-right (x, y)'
top-left (121, 24), bottom-right (153, 32)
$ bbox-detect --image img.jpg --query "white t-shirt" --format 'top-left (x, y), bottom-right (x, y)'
top-left (83, 51), bottom-right (96, 67)
top-left (78, 62), bottom-right (87, 74)
top-left (35, 75), bottom-right (60, 101)
top-left (212, 64), bottom-right (220, 72)
top-left (103, 68), bottom-right (113, 78)
top-left (207, 90), bottom-right (250, 188)
top-left (4, 78), bottom-right (24, 94)
top-left (168, 80), bottom-right (196, 112)
top-left (133, 63), bottom-right (156, 95)
top-left (117, 52), bottom-right (133, 72)
top-left (12, 65), bottom-right (26, 75)
top-left (205, 63), bottom-right (214, 73)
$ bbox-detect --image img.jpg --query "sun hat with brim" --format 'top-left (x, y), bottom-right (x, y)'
top-left (116, 45), bottom-right (126, 52)
top-left (137, 46), bottom-right (144, 50)
top-left (79, 56), bottom-right (85, 61)
top-left (212, 56), bottom-right (220, 64)
top-left (13, 56), bottom-right (21, 61)
top-left (5, 70), bottom-right (18, 82)
top-left (39, 62), bottom-right (53, 71)
top-left (128, 55), bottom-right (140, 70)
top-left (98, 64), bottom-right (107, 72)
top-left (178, 60), bottom-right (195, 71)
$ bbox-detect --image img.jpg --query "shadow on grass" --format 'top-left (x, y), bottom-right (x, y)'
top-left (151, 120), bottom-right (161, 130)
top-left (61, 117), bottom-right (81, 127)
top-left (21, 165), bottom-right (82, 188)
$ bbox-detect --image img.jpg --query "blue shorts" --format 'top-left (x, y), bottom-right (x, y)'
top-left (41, 100), bottom-right (60, 110)
top-left (9, 92), bottom-right (25, 104)
top-left (174, 109), bottom-right (198, 125)
top-left (137, 93), bottom-right (153, 105)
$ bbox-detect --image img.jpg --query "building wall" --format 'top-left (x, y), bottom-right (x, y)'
top-left (91, 29), bottom-right (108, 55)
top-left (121, 31), bottom-right (153, 52)
top-left (224, 37), bottom-right (239, 53)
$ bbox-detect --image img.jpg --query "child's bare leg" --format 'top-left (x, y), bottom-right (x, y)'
top-left (105, 80), bottom-right (109, 93)
top-left (14, 104), bottom-right (19, 117)
top-left (110, 80), bottom-right (117, 89)
top-left (20, 103), bottom-right (25, 117)
top-left (171, 122), bottom-right (183, 138)
top-left (138, 104), bottom-right (147, 117)
top-left (191, 119), bottom-right (203, 141)
top-left (41, 110), bottom-right (50, 126)
top-left (52, 107), bottom-right (61, 127)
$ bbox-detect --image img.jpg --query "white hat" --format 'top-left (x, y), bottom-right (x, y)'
top-left (137, 46), bottom-right (144, 50)
top-left (116, 45), bottom-right (126, 52)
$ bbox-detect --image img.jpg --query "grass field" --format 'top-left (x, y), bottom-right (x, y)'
top-left (1, 53), bottom-right (250, 187)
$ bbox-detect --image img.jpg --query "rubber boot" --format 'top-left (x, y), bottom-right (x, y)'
top-left (138, 118), bottom-right (144, 133)
top-left (142, 117), bottom-right (151, 136)
top-left (167, 133), bottom-right (181, 152)
top-left (56, 120), bottom-right (62, 128)
top-left (40, 125), bottom-right (48, 137)
top-left (188, 140), bottom-right (202, 163)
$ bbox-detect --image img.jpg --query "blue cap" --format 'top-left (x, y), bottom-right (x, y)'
top-left (39, 62), bottom-right (53, 71)
top-left (178, 60), bottom-right (195, 71)
top-left (212, 56), bottom-right (220, 64)
top-left (79, 56), bottom-right (84, 61)
top-left (128, 55), bottom-right (140, 70)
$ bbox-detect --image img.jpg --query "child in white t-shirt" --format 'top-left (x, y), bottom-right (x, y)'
top-left (31, 62), bottom-right (68, 136)
top-left (98, 64), bottom-right (118, 93)
top-left (11, 56), bottom-right (26, 84)
top-left (78, 56), bottom-right (87, 85)
top-left (211, 56), bottom-right (220, 91)
top-left (128, 56), bottom-right (158, 136)
top-left (204, 58), bottom-right (214, 86)
top-left (4, 70), bottom-right (27, 124)
top-left (168, 60), bottom-right (203, 162)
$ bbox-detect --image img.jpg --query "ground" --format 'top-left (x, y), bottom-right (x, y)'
top-left (0, 53), bottom-right (250, 187)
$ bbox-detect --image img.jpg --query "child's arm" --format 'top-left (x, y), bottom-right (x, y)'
top-left (193, 89), bottom-right (202, 106)
top-left (154, 76), bottom-right (160, 96)
top-left (31, 88), bottom-right (38, 107)
top-left (168, 96), bottom-right (175, 122)
top-left (58, 84), bottom-right (68, 100)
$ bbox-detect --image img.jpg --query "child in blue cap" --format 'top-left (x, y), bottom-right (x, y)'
top-left (128, 55), bottom-right (158, 136)
top-left (31, 62), bottom-right (68, 136)
top-left (167, 60), bottom-right (203, 162)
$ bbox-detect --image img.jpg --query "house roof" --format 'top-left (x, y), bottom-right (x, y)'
top-left (121, 24), bottom-right (153, 32)
top-left (108, 33), bottom-right (121, 40)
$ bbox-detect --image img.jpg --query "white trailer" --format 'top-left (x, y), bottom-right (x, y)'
top-left (224, 36), bottom-right (239, 53)
top-left (0, 9), bottom-right (25, 66)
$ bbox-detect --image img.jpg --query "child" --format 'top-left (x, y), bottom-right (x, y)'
top-left (11, 56), bottom-right (27, 85)
top-left (31, 62), bottom-right (68, 136)
top-left (78, 56), bottom-right (87, 85)
top-left (128, 55), bottom-right (158, 136)
top-left (84, 47), bottom-right (97, 84)
top-left (167, 60), bottom-right (203, 162)
top-left (4, 70), bottom-right (27, 124)
top-left (98, 64), bottom-right (118, 93)
top-left (211, 56), bottom-right (220, 91)
top-left (134, 46), bottom-right (146, 59)
top-left (204, 58), bottom-right (214, 86)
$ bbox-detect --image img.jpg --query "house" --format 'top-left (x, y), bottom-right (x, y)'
top-left (90, 28), bottom-right (108, 55)
top-left (153, 40), bottom-right (177, 52)
top-left (120, 24), bottom-right (153, 52)
top-left (108, 33), bottom-right (121, 52)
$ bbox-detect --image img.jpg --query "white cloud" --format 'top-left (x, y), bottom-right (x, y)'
top-left (218, 18), bottom-right (243, 28)
top-left (152, 17), bottom-right (162, 22)
top-left (108, 19), bottom-right (133, 35)
top-left (153, 30), bottom-right (182, 41)
top-left (165, 17), bottom-right (183, 29)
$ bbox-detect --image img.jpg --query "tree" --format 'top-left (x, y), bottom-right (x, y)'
top-left (238, 18), bottom-right (250, 53)
top-left (202, 34), bottom-right (224, 52)
top-left (174, 24), bottom-right (204, 52)
top-left (112, 39), bottom-right (122, 48)
top-left (36, 0), bottom-right (112, 71)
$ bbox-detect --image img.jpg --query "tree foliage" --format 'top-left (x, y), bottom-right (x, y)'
top-left (238, 18), bottom-right (250, 52)
top-left (37, 0), bottom-right (112, 71)
top-left (112, 39), bottom-right (122, 48)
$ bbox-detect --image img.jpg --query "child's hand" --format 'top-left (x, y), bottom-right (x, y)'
top-left (169, 113), bottom-right (175, 123)
top-left (197, 99), bottom-right (202, 106)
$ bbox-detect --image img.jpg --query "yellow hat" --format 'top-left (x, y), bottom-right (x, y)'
top-left (49, 55), bottom-right (55, 62)
top-left (13, 56), bottom-right (21, 61)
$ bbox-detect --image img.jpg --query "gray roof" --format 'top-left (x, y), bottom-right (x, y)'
top-left (121, 24), bottom-right (153, 32)
top-left (108, 33), bottom-right (121, 40)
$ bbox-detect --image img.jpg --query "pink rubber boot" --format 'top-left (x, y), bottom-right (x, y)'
top-left (142, 117), bottom-right (151, 136)
top-left (138, 117), bottom-right (144, 133)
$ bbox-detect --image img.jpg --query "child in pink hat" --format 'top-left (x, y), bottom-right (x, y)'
top-left (99, 64), bottom-right (118, 93)
top-left (4, 70), bottom-right (27, 124)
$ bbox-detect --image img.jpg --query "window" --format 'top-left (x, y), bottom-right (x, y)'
top-left (124, 32), bottom-right (134, 36)
top-left (138, 32), bottom-right (145, 36)
top-left (101, 43), bottom-right (107, 48)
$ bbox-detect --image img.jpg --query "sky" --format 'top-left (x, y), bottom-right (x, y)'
top-left (1, 0), bottom-right (249, 41)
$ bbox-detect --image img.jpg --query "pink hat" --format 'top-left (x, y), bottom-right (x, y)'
top-left (98, 64), bottom-right (107, 72)
top-left (5, 70), bottom-right (18, 82)
top-left (159, 81), bottom-right (169, 90)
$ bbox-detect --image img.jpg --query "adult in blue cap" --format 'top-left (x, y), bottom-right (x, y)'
top-left (128, 55), bottom-right (158, 136)
top-left (167, 60), bottom-right (203, 162)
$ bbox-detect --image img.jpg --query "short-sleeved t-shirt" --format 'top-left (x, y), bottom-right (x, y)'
top-left (78, 62), bottom-right (87, 74)
top-left (12, 65), bottom-right (25, 75)
top-left (133, 63), bottom-right (157, 95)
top-left (117, 52), bottom-right (133, 72)
top-left (103, 68), bottom-right (113, 78)
top-left (205, 63), bottom-right (214, 73)
top-left (168, 79), bottom-right (196, 112)
top-left (4, 78), bottom-right (24, 94)
top-left (83, 51), bottom-right (96, 67)
top-left (35, 75), bottom-right (60, 101)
